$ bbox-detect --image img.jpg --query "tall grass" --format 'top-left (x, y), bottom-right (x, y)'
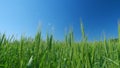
top-left (0, 22), bottom-right (120, 68)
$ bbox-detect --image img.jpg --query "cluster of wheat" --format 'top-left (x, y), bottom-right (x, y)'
top-left (0, 23), bottom-right (120, 68)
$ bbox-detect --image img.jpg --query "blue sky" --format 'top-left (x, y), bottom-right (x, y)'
top-left (0, 0), bottom-right (120, 41)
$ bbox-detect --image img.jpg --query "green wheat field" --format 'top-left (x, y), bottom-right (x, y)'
top-left (0, 23), bottom-right (120, 68)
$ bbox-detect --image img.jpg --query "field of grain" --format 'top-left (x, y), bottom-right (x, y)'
top-left (0, 23), bottom-right (120, 68)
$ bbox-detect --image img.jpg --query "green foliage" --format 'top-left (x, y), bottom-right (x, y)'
top-left (0, 23), bottom-right (120, 68)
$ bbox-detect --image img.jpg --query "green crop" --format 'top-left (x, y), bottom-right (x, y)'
top-left (0, 22), bottom-right (120, 68)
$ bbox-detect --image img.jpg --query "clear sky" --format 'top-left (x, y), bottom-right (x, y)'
top-left (0, 0), bottom-right (120, 41)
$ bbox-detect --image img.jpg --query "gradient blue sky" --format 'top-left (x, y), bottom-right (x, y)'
top-left (0, 0), bottom-right (120, 41)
